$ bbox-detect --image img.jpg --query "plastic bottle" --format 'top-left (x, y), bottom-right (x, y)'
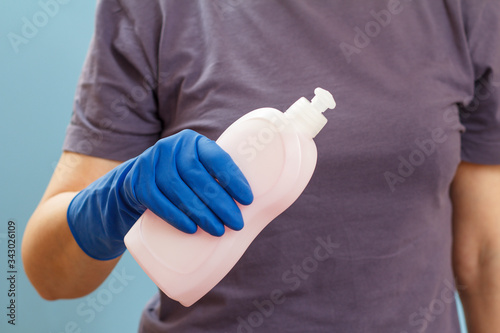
top-left (124, 87), bottom-right (336, 306)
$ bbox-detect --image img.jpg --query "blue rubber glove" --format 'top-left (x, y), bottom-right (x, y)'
top-left (67, 129), bottom-right (253, 260)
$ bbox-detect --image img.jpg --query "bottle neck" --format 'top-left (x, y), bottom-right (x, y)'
top-left (284, 98), bottom-right (328, 138)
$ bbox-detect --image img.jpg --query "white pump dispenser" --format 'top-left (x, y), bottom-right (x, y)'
top-left (124, 88), bottom-right (336, 306)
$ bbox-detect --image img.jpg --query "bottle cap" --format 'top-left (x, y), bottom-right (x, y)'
top-left (285, 87), bottom-right (336, 138)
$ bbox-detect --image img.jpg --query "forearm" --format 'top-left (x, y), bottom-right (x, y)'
top-left (22, 191), bottom-right (119, 300)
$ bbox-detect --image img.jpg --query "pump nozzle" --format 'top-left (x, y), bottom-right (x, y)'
top-left (310, 87), bottom-right (336, 113)
top-left (285, 87), bottom-right (336, 138)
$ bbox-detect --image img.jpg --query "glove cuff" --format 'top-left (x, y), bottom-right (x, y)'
top-left (67, 190), bottom-right (127, 261)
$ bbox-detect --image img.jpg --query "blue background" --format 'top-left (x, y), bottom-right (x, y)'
top-left (0, 1), bottom-right (468, 332)
top-left (0, 1), bottom-right (157, 333)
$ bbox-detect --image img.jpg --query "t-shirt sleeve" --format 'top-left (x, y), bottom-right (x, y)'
top-left (63, 0), bottom-right (161, 161)
top-left (460, 1), bottom-right (500, 164)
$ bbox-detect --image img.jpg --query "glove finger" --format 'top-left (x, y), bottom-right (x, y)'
top-left (143, 188), bottom-right (199, 235)
top-left (196, 137), bottom-right (253, 205)
top-left (177, 153), bottom-right (245, 231)
top-left (155, 170), bottom-right (227, 236)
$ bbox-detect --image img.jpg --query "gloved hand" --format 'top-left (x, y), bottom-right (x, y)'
top-left (67, 129), bottom-right (253, 260)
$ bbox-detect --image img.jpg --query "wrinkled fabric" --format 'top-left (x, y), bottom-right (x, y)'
top-left (63, 0), bottom-right (500, 332)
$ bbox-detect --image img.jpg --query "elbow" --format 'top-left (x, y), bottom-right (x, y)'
top-left (21, 238), bottom-right (78, 301)
top-left (452, 245), bottom-right (478, 283)
top-left (22, 255), bottom-right (83, 301)
top-left (22, 250), bottom-right (99, 301)
top-left (36, 288), bottom-right (60, 301)
top-left (453, 242), bottom-right (500, 293)
top-left (31, 281), bottom-right (93, 301)
top-left (452, 255), bottom-right (477, 289)
top-left (22, 246), bottom-right (60, 301)
top-left (22, 263), bottom-right (59, 301)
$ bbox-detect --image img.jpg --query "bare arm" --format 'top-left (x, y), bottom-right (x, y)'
top-left (451, 161), bottom-right (500, 332)
top-left (22, 152), bottom-right (122, 300)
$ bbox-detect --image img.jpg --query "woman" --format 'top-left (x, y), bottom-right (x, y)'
top-left (22, 1), bottom-right (500, 331)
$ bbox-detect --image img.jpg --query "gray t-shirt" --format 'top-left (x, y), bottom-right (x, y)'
top-left (63, 0), bottom-right (500, 332)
